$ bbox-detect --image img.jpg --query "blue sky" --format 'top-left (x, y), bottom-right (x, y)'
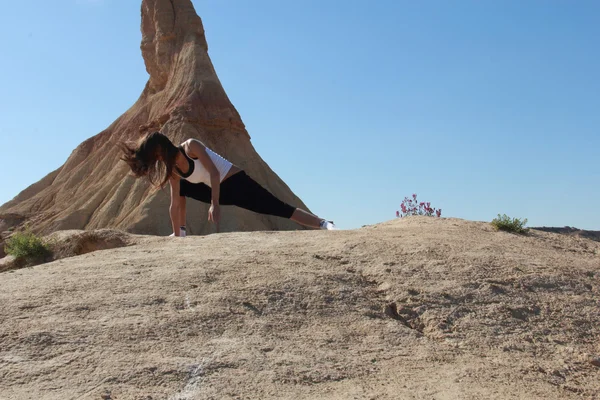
top-left (1, 0), bottom-right (599, 230)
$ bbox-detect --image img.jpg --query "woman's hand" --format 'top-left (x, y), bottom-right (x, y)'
top-left (208, 203), bottom-right (221, 225)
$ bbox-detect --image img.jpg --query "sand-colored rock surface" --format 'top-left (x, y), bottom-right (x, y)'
top-left (0, 0), bottom-right (308, 236)
top-left (533, 226), bottom-right (600, 243)
top-left (1, 217), bottom-right (599, 399)
top-left (46, 229), bottom-right (133, 261)
top-left (0, 230), bottom-right (132, 274)
top-left (0, 255), bottom-right (23, 274)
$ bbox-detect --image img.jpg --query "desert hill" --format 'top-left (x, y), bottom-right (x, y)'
top-left (0, 0), bottom-right (309, 237)
top-left (1, 217), bottom-right (599, 399)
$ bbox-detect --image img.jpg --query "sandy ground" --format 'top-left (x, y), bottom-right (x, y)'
top-left (1, 217), bottom-right (599, 399)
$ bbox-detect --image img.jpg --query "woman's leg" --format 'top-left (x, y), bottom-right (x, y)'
top-left (221, 172), bottom-right (335, 229)
top-left (290, 208), bottom-right (324, 229)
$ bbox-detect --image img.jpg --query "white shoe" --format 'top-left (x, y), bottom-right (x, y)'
top-left (319, 220), bottom-right (338, 230)
top-left (169, 227), bottom-right (187, 237)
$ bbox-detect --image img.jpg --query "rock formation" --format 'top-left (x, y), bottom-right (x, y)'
top-left (0, 0), bottom-right (308, 236)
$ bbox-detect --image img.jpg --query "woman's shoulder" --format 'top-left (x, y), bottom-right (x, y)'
top-left (180, 138), bottom-right (206, 148)
top-left (181, 138), bottom-right (208, 157)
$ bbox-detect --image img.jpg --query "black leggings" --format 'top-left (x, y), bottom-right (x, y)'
top-left (179, 171), bottom-right (296, 219)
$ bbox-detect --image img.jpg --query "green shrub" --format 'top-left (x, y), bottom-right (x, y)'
top-left (5, 231), bottom-right (51, 263)
top-left (491, 214), bottom-right (529, 234)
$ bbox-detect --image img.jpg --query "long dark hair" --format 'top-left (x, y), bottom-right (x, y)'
top-left (119, 132), bottom-right (179, 188)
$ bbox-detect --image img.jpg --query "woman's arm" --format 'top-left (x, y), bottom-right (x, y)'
top-left (186, 139), bottom-right (221, 226)
top-left (169, 176), bottom-right (182, 236)
top-left (179, 195), bottom-right (186, 230)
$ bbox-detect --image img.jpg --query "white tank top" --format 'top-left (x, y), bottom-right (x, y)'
top-left (176, 145), bottom-right (233, 187)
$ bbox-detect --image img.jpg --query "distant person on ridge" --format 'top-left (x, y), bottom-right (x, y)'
top-left (119, 132), bottom-right (337, 236)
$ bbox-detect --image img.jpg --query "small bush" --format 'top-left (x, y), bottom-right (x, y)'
top-left (491, 214), bottom-right (529, 234)
top-left (5, 231), bottom-right (51, 263)
top-left (397, 194), bottom-right (441, 218)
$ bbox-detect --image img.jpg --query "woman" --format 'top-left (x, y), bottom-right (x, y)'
top-left (120, 132), bottom-right (336, 236)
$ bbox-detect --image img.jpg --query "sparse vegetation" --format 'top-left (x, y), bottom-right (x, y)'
top-left (397, 194), bottom-right (441, 218)
top-left (491, 214), bottom-right (529, 234)
top-left (5, 231), bottom-right (51, 263)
